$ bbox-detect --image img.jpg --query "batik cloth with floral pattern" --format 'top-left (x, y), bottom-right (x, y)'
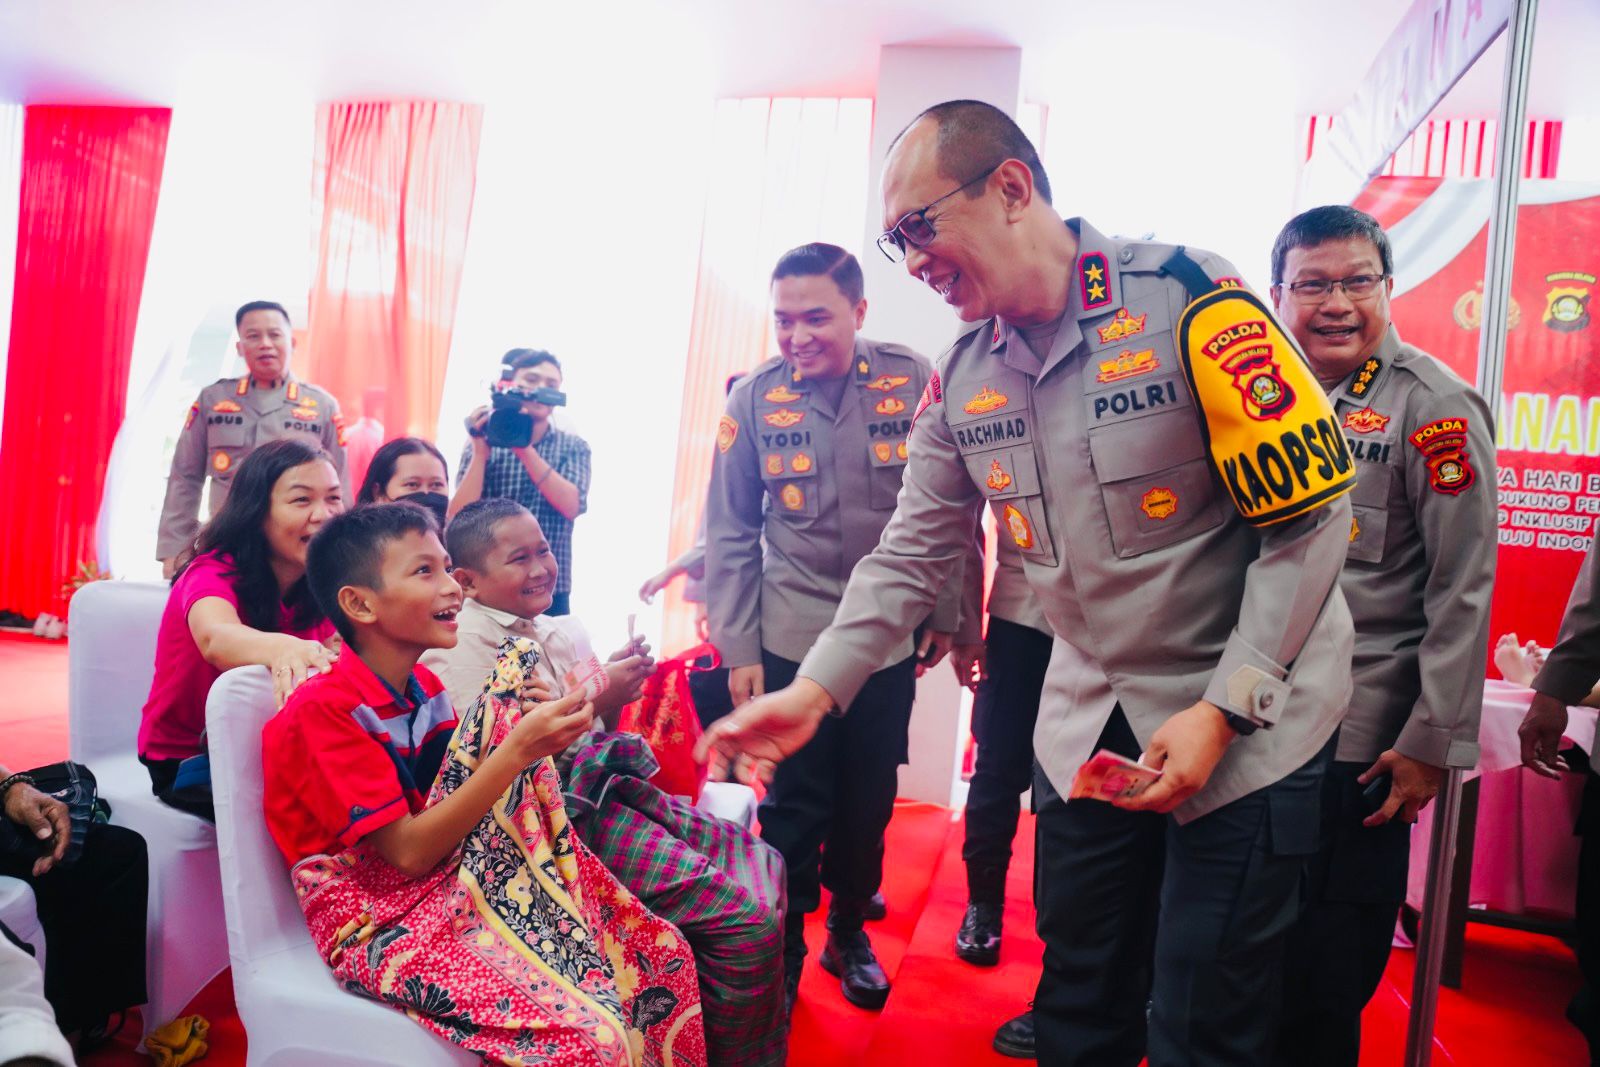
top-left (290, 637), bottom-right (707, 1066)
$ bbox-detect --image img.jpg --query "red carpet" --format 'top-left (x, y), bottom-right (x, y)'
top-left (2, 633), bottom-right (1587, 1066)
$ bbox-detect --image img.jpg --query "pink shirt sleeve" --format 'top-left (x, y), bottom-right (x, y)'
top-left (177, 552), bottom-right (244, 618)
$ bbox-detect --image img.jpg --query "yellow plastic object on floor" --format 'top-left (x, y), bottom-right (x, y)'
top-left (146, 1014), bottom-right (210, 1066)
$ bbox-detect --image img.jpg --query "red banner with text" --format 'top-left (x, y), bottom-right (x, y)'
top-left (1356, 177), bottom-right (1600, 649)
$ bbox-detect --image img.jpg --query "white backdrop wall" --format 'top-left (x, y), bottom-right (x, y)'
top-left (0, 105), bottom-right (21, 455)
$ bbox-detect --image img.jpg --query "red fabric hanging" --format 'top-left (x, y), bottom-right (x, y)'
top-left (301, 101), bottom-right (482, 445)
top-left (0, 105), bottom-right (170, 617)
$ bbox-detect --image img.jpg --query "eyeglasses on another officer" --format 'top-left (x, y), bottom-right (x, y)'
top-left (876, 163), bottom-right (1001, 264)
top-left (1279, 274), bottom-right (1391, 304)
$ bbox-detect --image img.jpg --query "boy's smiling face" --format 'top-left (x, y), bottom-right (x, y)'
top-left (358, 528), bottom-right (464, 651)
top-left (454, 513), bottom-right (558, 619)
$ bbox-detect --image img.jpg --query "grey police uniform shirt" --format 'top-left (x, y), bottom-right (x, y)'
top-left (799, 218), bottom-right (1355, 822)
top-left (706, 336), bottom-right (964, 669)
top-left (1325, 327), bottom-right (1494, 768)
top-left (156, 375), bottom-right (349, 560)
top-left (957, 533), bottom-right (1054, 647)
top-left (1533, 533), bottom-right (1600, 773)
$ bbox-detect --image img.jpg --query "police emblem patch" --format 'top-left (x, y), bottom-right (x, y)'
top-left (212, 399), bottom-right (243, 413)
top-left (1543, 271), bottom-right (1595, 332)
top-left (1409, 417), bottom-right (1476, 495)
top-left (1343, 408), bottom-right (1389, 434)
top-left (1453, 282), bottom-right (1523, 330)
top-left (875, 397), bottom-right (907, 416)
top-left (1079, 252), bottom-right (1111, 310)
top-left (185, 402), bottom-right (198, 430)
top-left (763, 408), bottom-right (805, 429)
top-left (1096, 308), bottom-right (1148, 345)
top-left (911, 372), bottom-right (943, 429)
top-left (896, 441), bottom-right (908, 461)
top-left (1002, 503), bottom-right (1035, 550)
top-left (780, 484), bottom-right (804, 511)
top-left (865, 374), bottom-right (910, 392)
top-left (986, 459), bottom-right (1013, 492)
top-left (764, 385), bottom-right (802, 404)
top-left (332, 412), bottom-right (348, 447)
top-left (212, 451), bottom-right (231, 473)
top-left (791, 452), bottom-right (813, 473)
top-left (963, 386), bottom-right (1010, 415)
top-left (874, 442), bottom-right (893, 463)
top-left (1140, 487), bottom-right (1178, 520)
top-left (716, 415), bottom-right (739, 454)
top-left (1096, 349), bottom-right (1160, 384)
top-left (291, 406), bottom-right (318, 420)
top-left (766, 454), bottom-right (783, 476)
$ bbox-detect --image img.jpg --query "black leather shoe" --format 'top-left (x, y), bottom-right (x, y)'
top-left (783, 967), bottom-right (801, 1018)
top-left (955, 901), bottom-right (1003, 966)
top-left (993, 1007), bottom-right (1036, 1059)
top-left (819, 928), bottom-right (891, 1010)
top-left (864, 891), bottom-right (887, 921)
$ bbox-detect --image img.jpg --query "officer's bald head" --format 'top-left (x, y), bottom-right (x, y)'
top-left (889, 101), bottom-right (1052, 207)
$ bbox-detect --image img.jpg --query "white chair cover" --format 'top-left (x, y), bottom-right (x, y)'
top-left (207, 666), bottom-right (474, 1066)
top-left (0, 876), bottom-right (44, 971)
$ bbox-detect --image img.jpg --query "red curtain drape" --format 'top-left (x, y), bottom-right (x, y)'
top-left (301, 100), bottom-right (482, 446)
top-left (0, 105), bottom-right (170, 617)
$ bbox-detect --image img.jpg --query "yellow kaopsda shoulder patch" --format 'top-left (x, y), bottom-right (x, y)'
top-left (1175, 287), bottom-right (1354, 526)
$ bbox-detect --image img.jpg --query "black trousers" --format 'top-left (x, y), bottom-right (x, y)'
top-left (758, 650), bottom-right (915, 949)
top-left (140, 754), bottom-right (215, 822)
top-left (1033, 709), bottom-right (1331, 1067)
top-left (1274, 759), bottom-right (1411, 1067)
top-left (0, 821), bottom-right (149, 1033)
top-left (961, 617), bottom-right (1052, 904)
top-left (1574, 765), bottom-right (1600, 1058)
top-left (688, 663), bottom-right (735, 731)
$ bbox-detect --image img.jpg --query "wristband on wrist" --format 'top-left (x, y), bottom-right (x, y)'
top-left (0, 772), bottom-right (36, 805)
top-left (535, 465), bottom-right (554, 487)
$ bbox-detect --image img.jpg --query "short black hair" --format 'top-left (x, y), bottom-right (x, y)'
top-left (235, 300), bottom-right (291, 329)
top-left (501, 348), bottom-right (561, 377)
top-left (1270, 205), bottom-right (1394, 285)
top-left (891, 100), bottom-right (1052, 206)
top-left (771, 243), bottom-right (864, 306)
top-left (446, 497), bottom-right (530, 573)
top-left (307, 503), bottom-right (439, 644)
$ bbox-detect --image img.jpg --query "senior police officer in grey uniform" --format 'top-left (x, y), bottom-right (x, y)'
top-left (706, 242), bottom-right (965, 1015)
top-left (948, 536), bottom-right (1053, 980)
top-left (1522, 537), bottom-right (1600, 1059)
top-left (1266, 206), bottom-right (1496, 1067)
top-left (156, 300), bottom-right (347, 574)
top-left (700, 101), bottom-right (1356, 1067)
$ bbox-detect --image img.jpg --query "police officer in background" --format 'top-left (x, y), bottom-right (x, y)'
top-left (156, 300), bottom-right (347, 575)
top-left (705, 242), bottom-right (964, 1015)
top-left (701, 101), bottom-right (1357, 1067)
top-left (1266, 205), bottom-right (1495, 1065)
top-left (948, 536), bottom-right (1052, 980)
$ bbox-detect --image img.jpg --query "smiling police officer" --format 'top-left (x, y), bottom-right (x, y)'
top-left (157, 301), bottom-right (347, 576)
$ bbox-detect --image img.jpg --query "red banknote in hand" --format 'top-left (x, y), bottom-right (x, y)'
top-left (1069, 750), bottom-right (1164, 803)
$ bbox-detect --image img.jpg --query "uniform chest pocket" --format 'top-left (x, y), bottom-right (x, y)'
top-left (1088, 410), bottom-right (1225, 558)
top-left (763, 446), bottom-right (819, 520)
top-left (204, 415), bottom-right (249, 449)
top-left (1346, 460), bottom-right (1393, 564)
top-left (866, 441), bottom-right (909, 510)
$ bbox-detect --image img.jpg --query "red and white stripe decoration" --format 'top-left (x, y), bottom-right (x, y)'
top-left (1305, 116), bottom-right (1562, 179)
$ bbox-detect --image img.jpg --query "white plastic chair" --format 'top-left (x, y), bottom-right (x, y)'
top-left (207, 666), bottom-right (475, 1066)
top-left (0, 876), bottom-right (45, 971)
top-left (66, 579), bottom-right (227, 1038)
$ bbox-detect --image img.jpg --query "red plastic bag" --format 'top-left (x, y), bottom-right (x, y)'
top-left (616, 643), bottom-right (718, 802)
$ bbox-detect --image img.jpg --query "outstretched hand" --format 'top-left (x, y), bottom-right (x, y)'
top-left (695, 678), bottom-right (835, 785)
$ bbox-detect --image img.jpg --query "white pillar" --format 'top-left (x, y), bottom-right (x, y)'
top-left (861, 45), bottom-right (1022, 806)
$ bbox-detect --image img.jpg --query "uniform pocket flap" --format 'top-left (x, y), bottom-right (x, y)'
top-left (1350, 461), bottom-right (1393, 506)
top-left (1089, 411), bottom-right (1205, 483)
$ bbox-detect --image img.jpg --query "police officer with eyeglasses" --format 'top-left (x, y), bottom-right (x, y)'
top-left (1268, 205), bottom-right (1495, 1067)
top-left (701, 100), bottom-right (1357, 1066)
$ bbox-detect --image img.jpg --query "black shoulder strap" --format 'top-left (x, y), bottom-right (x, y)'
top-left (1159, 246), bottom-right (1217, 301)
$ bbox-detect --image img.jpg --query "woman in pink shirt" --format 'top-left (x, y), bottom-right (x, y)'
top-left (137, 438), bottom-right (345, 819)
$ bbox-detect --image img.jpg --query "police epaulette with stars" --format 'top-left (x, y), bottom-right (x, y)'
top-left (1348, 356), bottom-right (1384, 398)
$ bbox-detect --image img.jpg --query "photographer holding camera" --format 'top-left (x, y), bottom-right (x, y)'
top-left (450, 348), bottom-right (590, 615)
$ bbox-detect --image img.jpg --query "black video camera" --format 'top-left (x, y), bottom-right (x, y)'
top-left (485, 384), bottom-right (567, 449)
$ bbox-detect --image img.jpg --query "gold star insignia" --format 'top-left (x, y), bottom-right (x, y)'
top-left (1085, 263), bottom-right (1105, 284)
top-left (1088, 282), bottom-right (1107, 302)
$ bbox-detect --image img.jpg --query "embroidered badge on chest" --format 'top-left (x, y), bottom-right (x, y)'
top-left (1096, 349), bottom-right (1160, 383)
top-left (763, 408), bottom-right (805, 429)
top-left (1140, 487), bottom-right (1179, 520)
top-left (765, 454), bottom-right (783, 476)
top-left (963, 386), bottom-right (1009, 415)
top-left (716, 415), bottom-right (739, 454)
top-left (986, 459), bottom-right (1013, 492)
top-left (865, 374), bottom-right (910, 392)
top-left (1096, 308), bottom-right (1147, 344)
top-left (1002, 503), bottom-right (1035, 549)
top-left (1343, 408), bottom-right (1389, 434)
top-left (212, 398), bottom-right (242, 413)
top-left (780, 484), bottom-right (805, 511)
top-left (875, 397), bottom-right (907, 416)
top-left (764, 385), bottom-right (802, 403)
top-left (792, 452), bottom-right (813, 473)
